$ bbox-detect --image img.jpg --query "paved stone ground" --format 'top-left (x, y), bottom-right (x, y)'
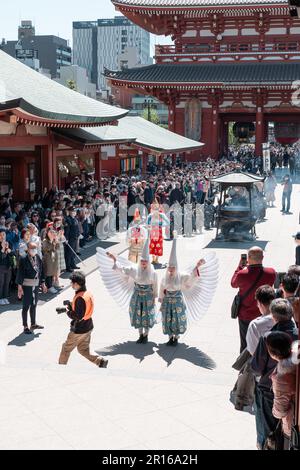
top-left (0, 182), bottom-right (299, 450)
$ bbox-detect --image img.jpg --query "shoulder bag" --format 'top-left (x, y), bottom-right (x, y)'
top-left (231, 268), bottom-right (264, 319)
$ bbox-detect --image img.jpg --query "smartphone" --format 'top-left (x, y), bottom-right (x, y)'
top-left (241, 254), bottom-right (247, 265)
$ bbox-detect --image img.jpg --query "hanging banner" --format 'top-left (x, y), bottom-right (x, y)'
top-left (263, 143), bottom-right (271, 173)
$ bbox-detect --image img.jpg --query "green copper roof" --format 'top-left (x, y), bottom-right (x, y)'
top-left (0, 50), bottom-right (128, 125)
top-left (56, 116), bottom-right (204, 153)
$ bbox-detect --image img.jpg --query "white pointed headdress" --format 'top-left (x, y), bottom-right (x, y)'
top-left (168, 237), bottom-right (178, 268)
top-left (141, 237), bottom-right (150, 261)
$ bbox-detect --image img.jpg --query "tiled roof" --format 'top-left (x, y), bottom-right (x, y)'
top-left (210, 171), bottom-right (264, 184)
top-left (105, 62), bottom-right (300, 85)
top-left (56, 116), bottom-right (204, 153)
top-left (0, 51), bottom-right (128, 126)
top-left (112, 0), bottom-right (288, 8)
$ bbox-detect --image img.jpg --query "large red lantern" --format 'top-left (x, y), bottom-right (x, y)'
top-left (233, 122), bottom-right (255, 142)
top-left (274, 123), bottom-right (300, 145)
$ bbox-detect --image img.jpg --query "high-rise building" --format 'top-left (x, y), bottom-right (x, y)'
top-left (1, 22), bottom-right (71, 79)
top-left (56, 65), bottom-right (97, 99)
top-left (73, 16), bottom-right (151, 91)
top-left (18, 20), bottom-right (35, 40)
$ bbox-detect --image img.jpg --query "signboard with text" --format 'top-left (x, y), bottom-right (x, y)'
top-left (263, 143), bottom-right (271, 173)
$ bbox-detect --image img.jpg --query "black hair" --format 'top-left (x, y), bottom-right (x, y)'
top-left (255, 285), bottom-right (276, 306)
top-left (288, 265), bottom-right (300, 277)
top-left (69, 271), bottom-right (86, 289)
top-left (282, 273), bottom-right (299, 294)
top-left (266, 331), bottom-right (292, 360)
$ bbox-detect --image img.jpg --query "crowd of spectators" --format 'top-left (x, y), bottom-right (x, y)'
top-left (0, 144), bottom-right (299, 448)
top-left (0, 157), bottom-right (243, 303)
top-left (231, 247), bottom-right (300, 450)
top-left (225, 142), bottom-right (300, 176)
top-left (0, 145), bottom-right (298, 305)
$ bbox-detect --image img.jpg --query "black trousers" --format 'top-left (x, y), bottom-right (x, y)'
top-left (238, 318), bottom-right (251, 353)
top-left (22, 286), bottom-right (39, 328)
top-left (64, 239), bottom-right (77, 270)
top-left (45, 276), bottom-right (53, 289)
top-left (0, 266), bottom-right (11, 299)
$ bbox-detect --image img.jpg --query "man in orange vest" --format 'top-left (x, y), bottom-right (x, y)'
top-left (58, 271), bottom-right (108, 368)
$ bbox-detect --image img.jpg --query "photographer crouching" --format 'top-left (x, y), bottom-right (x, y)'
top-left (58, 271), bottom-right (108, 368)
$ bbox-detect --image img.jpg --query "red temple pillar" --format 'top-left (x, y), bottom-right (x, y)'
top-left (52, 149), bottom-right (58, 188)
top-left (41, 145), bottom-right (53, 191)
top-left (94, 151), bottom-right (101, 182)
top-left (141, 152), bottom-right (148, 174)
top-left (220, 121), bottom-right (229, 158)
top-left (211, 106), bottom-right (220, 159)
top-left (48, 144), bottom-right (54, 189)
top-left (255, 107), bottom-right (264, 157)
top-left (168, 100), bottom-right (176, 133)
top-left (158, 154), bottom-right (163, 168)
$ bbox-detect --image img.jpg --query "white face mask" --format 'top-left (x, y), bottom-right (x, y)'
top-left (29, 250), bottom-right (38, 257)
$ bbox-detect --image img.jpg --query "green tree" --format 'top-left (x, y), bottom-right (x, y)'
top-left (142, 107), bottom-right (160, 125)
top-left (66, 79), bottom-right (77, 91)
top-left (228, 122), bottom-right (238, 145)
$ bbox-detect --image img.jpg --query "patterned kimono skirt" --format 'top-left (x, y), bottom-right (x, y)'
top-left (57, 242), bottom-right (66, 272)
top-left (128, 240), bottom-right (144, 264)
top-left (129, 283), bottom-right (156, 329)
top-left (161, 290), bottom-right (187, 336)
top-left (149, 226), bottom-right (163, 257)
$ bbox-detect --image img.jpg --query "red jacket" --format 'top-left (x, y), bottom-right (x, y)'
top-left (231, 264), bottom-right (276, 322)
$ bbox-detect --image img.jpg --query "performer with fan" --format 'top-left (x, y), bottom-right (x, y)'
top-left (127, 208), bottom-right (148, 263)
top-left (159, 238), bottom-right (219, 346)
top-left (147, 198), bottom-right (169, 265)
top-left (102, 240), bottom-right (158, 344)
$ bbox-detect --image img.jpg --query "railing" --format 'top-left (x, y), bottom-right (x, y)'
top-left (155, 42), bottom-right (300, 58)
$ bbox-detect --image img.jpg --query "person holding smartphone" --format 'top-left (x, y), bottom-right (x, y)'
top-left (231, 247), bottom-right (276, 353)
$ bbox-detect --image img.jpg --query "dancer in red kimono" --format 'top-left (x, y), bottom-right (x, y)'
top-left (147, 199), bottom-right (169, 265)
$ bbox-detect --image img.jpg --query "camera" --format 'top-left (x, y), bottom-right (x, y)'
top-left (56, 300), bottom-right (71, 315)
top-left (56, 307), bottom-right (67, 314)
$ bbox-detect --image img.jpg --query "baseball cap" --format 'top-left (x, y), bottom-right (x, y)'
top-left (293, 232), bottom-right (300, 240)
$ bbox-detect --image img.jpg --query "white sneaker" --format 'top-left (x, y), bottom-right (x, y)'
top-left (3, 299), bottom-right (10, 305)
top-left (0, 299), bottom-right (5, 305)
top-left (49, 287), bottom-right (58, 294)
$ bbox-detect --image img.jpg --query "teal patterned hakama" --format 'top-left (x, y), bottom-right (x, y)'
top-left (161, 290), bottom-right (187, 336)
top-left (129, 283), bottom-right (156, 329)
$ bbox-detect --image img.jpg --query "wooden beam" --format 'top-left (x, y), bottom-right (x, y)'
top-left (0, 136), bottom-right (50, 146)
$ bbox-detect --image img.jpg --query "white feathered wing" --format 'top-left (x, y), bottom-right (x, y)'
top-left (96, 247), bottom-right (135, 312)
top-left (182, 251), bottom-right (219, 323)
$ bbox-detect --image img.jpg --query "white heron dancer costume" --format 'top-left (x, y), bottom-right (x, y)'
top-left (159, 238), bottom-right (219, 346)
top-left (127, 209), bottom-right (148, 263)
top-left (96, 240), bottom-right (158, 344)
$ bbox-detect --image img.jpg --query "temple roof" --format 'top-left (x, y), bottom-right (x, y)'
top-left (0, 51), bottom-right (128, 127)
top-left (55, 116), bottom-right (204, 153)
top-left (112, 0), bottom-right (288, 8)
top-left (105, 62), bottom-right (300, 87)
top-left (210, 171), bottom-right (264, 185)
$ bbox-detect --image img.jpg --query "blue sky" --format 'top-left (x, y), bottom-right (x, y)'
top-left (1, 0), bottom-right (171, 54)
